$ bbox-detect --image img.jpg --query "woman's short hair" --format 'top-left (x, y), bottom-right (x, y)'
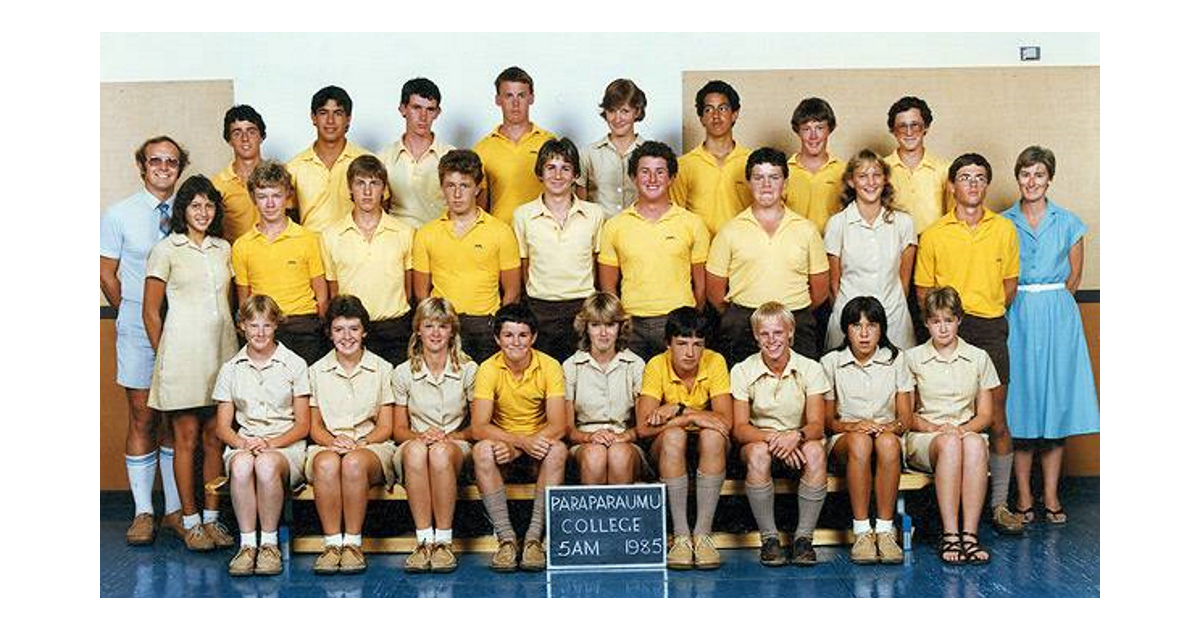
top-left (573, 292), bottom-right (632, 352)
top-left (407, 297), bottom-right (470, 373)
top-left (839, 149), bottom-right (897, 220)
top-left (237, 294), bottom-right (285, 327)
top-left (599, 78), bottom-right (646, 121)
top-left (1014, 145), bottom-right (1057, 180)
top-left (922, 286), bottom-right (965, 321)
top-left (835, 295), bottom-right (899, 361)
top-left (169, 175), bottom-right (225, 238)
top-left (324, 294), bottom-right (371, 337)
top-left (749, 301), bottom-right (795, 336)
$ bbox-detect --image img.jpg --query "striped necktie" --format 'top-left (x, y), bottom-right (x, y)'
top-left (156, 202), bottom-right (170, 237)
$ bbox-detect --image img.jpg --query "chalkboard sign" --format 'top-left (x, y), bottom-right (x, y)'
top-left (546, 484), bottom-right (667, 570)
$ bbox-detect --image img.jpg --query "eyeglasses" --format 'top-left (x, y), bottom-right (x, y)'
top-left (955, 174), bottom-right (989, 185)
top-left (894, 122), bottom-right (925, 133)
top-left (701, 104), bottom-right (732, 116)
top-left (146, 155), bottom-right (180, 169)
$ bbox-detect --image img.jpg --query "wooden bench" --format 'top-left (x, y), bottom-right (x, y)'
top-left (206, 472), bottom-right (933, 553)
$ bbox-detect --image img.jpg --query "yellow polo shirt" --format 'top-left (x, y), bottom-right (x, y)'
top-left (883, 150), bottom-right (953, 235)
top-left (512, 196), bottom-right (605, 301)
top-left (785, 154), bottom-right (846, 234)
top-left (472, 124), bottom-right (555, 225)
top-left (670, 143), bottom-right (753, 236)
top-left (379, 136), bottom-right (454, 229)
top-left (212, 162), bottom-right (259, 244)
top-left (597, 204), bottom-right (710, 317)
top-left (706, 208), bottom-right (829, 310)
top-left (411, 209), bottom-right (520, 316)
top-left (474, 349), bottom-right (566, 436)
top-left (914, 209), bottom-right (1020, 318)
top-left (231, 219), bottom-right (324, 316)
top-left (320, 213), bottom-right (415, 320)
top-left (640, 349), bottom-right (730, 411)
top-left (287, 141), bottom-right (374, 234)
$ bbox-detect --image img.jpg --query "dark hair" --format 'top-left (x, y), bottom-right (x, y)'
top-left (664, 306), bottom-right (710, 343)
top-left (135, 135), bottom-right (190, 175)
top-left (169, 175), bottom-right (225, 238)
top-left (839, 149), bottom-right (897, 220)
top-left (1014, 145), bottom-right (1056, 180)
top-left (694, 80), bottom-right (740, 117)
top-left (886, 96), bottom-right (933, 130)
top-left (627, 140), bottom-right (678, 179)
top-left (325, 294), bottom-right (371, 337)
top-left (492, 302), bottom-right (539, 338)
top-left (494, 66), bottom-right (534, 94)
top-left (222, 104), bottom-right (266, 142)
top-left (745, 147), bottom-right (789, 181)
top-left (949, 153), bottom-right (993, 184)
top-left (535, 137), bottom-right (581, 179)
top-left (401, 77), bottom-right (442, 106)
top-left (835, 296), bottom-right (899, 362)
top-left (599, 78), bottom-right (646, 121)
top-left (790, 97), bottom-right (837, 133)
top-left (438, 149), bottom-right (484, 185)
top-left (310, 85), bottom-right (352, 116)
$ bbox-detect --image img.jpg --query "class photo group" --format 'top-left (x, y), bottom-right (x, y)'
top-left (99, 64), bottom-right (1099, 580)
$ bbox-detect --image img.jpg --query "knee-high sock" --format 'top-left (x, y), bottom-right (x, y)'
top-left (693, 471), bottom-right (725, 537)
top-left (794, 480), bottom-right (827, 539)
top-left (745, 481), bottom-right (778, 538)
top-left (526, 491), bottom-right (546, 542)
top-left (159, 446), bottom-right (181, 514)
top-left (126, 452), bottom-right (157, 516)
top-left (663, 476), bottom-right (691, 537)
top-left (989, 452), bottom-right (1014, 509)
top-left (481, 489), bottom-right (516, 542)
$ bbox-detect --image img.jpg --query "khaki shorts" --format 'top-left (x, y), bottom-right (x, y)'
top-left (392, 438), bottom-right (472, 486)
top-left (223, 440), bottom-right (307, 488)
top-left (304, 441), bottom-right (398, 487)
top-left (905, 430), bottom-right (989, 473)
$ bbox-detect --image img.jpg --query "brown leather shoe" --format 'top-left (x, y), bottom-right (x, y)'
top-left (490, 539), bottom-right (519, 572)
top-left (203, 521), bottom-right (235, 549)
top-left (520, 539), bottom-right (547, 572)
top-left (160, 510), bottom-right (188, 540)
top-left (792, 536), bottom-right (818, 566)
top-left (184, 523), bottom-right (215, 552)
top-left (228, 546), bottom-right (257, 577)
top-left (405, 543), bottom-right (432, 574)
top-left (992, 505), bottom-right (1026, 536)
top-left (255, 544), bottom-right (283, 575)
top-left (125, 513), bottom-right (155, 546)
top-left (339, 545), bottom-right (366, 574)
top-left (314, 545), bottom-right (342, 574)
top-left (430, 542), bottom-right (458, 573)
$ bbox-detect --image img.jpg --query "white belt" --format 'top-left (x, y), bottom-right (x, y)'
top-left (1018, 282), bottom-right (1066, 293)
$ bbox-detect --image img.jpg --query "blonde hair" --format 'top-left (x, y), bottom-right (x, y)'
top-left (922, 286), bottom-right (965, 321)
top-left (407, 297), bottom-right (470, 373)
top-left (749, 301), bottom-right (795, 334)
top-left (237, 293), bottom-right (285, 326)
top-left (572, 292), bottom-right (632, 352)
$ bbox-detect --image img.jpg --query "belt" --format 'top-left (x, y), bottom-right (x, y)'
top-left (1018, 282), bottom-right (1066, 293)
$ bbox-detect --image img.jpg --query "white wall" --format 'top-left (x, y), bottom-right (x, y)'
top-left (100, 33), bottom-right (1099, 161)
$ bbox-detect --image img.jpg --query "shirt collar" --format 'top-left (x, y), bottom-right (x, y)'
top-left (316, 351), bottom-right (381, 379)
top-left (742, 350), bottom-right (805, 382)
top-left (787, 153), bottom-right (841, 173)
top-left (917, 339), bottom-right (972, 364)
top-left (488, 123), bottom-right (548, 144)
top-left (834, 346), bottom-right (896, 368)
top-left (411, 360), bottom-right (465, 382)
top-left (595, 134), bottom-right (643, 153)
top-left (885, 150), bottom-right (940, 172)
top-left (530, 195), bottom-right (590, 220)
top-left (662, 351), bottom-right (713, 384)
top-left (232, 344), bottom-right (286, 367)
top-left (167, 232), bottom-right (221, 250)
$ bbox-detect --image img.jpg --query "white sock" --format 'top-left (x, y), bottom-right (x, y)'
top-left (324, 533), bottom-right (343, 547)
top-left (158, 447), bottom-right (182, 514)
top-left (182, 513), bottom-right (201, 530)
top-left (416, 528), bottom-right (434, 544)
top-left (852, 519), bottom-right (872, 535)
top-left (240, 532), bottom-right (257, 548)
top-left (260, 530), bottom-right (278, 546)
top-left (434, 529), bottom-right (452, 544)
top-left (126, 452), bottom-right (157, 516)
top-left (875, 519), bottom-right (895, 534)
top-left (343, 533), bottom-right (363, 547)
top-left (203, 510), bottom-right (220, 524)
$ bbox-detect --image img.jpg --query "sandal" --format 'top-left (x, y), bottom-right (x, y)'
top-left (939, 531), bottom-right (964, 565)
top-left (1044, 505), bottom-right (1068, 525)
top-left (959, 532), bottom-right (990, 565)
top-left (1016, 505), bottom-right (1035, 524)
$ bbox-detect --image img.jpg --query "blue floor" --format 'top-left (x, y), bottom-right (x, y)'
top-left (100, 478), bottom-right (1098, 597)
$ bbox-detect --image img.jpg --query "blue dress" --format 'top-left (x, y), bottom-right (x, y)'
top-left (1003, 200), bottom-right (1099, 439)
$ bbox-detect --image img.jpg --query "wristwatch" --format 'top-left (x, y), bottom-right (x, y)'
top-left (673, 402), bottom-right (687, 417)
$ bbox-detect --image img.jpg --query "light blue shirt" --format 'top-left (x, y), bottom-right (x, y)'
top-left (1002, 199), bottom-right (1087, 285)
top-left (100, 188), bottom-right (172, 304)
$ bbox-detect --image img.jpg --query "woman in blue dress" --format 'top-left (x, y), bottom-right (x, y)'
top-left (1003, 146), bottom-right (1099, 525)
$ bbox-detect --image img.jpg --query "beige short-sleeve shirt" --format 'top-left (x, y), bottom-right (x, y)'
top-left (578, 135), bottom-right (644, 218)
top-left (308, 350), bottom-right (395, 440)
top-left (392, 358), bottom-right (478, 434)
top-left (730, 350), bottom-right (830, 431)
top-left (563, 349), bottom-right (645, 433)
top-left (820, 347), bottom-right (914, 424)
top-left (511, 196), bottom-right (605, 300)
top-left (905, 339), bottom-right (1000, 426)
top-left (212, 343), bottom-right (311, 439)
